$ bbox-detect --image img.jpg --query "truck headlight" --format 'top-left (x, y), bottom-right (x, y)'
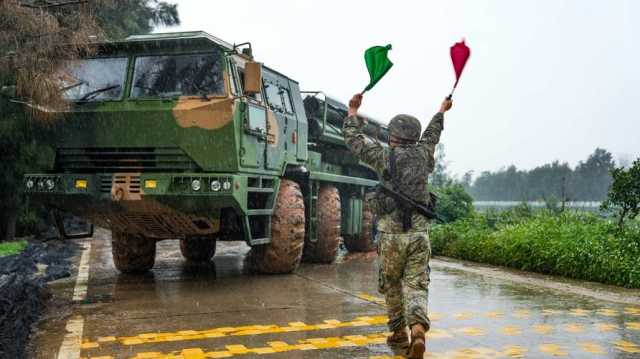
top-left (25, 179), bottom-right (34, 190)
top-left (191, 179), bottom-right (201, 191)
top-left (222, 181), bottom-right (231, 191)
top-left (211, 180), bottom-right (221, 192)
top-left (45, 179), bottom-right (55, 190)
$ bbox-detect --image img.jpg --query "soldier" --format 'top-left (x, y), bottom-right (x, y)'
top-left (342, 93), bottom-right (452, 358)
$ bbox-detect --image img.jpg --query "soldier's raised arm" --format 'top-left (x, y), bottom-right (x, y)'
top-left (342, 94), bottom-right (387, 173)
top-left (419, 98), bottom-right (452, 173)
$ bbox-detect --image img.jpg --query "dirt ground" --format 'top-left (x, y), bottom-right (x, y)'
top-left (29, 229), bottom-right (640, 358)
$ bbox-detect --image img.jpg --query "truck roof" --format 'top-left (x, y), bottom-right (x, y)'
top-left (100, 31), bottom-right (298, 85)
top-left (123, 31), bottom-right (234, 50)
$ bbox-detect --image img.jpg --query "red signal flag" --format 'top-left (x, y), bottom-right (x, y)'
top-left (449, 39), bottom-right (471, 99)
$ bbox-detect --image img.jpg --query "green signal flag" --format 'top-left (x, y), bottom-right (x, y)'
top-left (362, 44), bottom-right (393, 94)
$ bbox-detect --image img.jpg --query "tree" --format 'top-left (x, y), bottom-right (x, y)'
top-left (0, 0), bottom-right (179, 241)
top-left (430, 143), bottom-right (452, 187)
top-left (572, 148), bottom-right (615, 200)
top-left (91, 0), bottom-right (180, 40)
top-left (433, 184), bottom-right (474, 223)
top-left (602, 159), bottom-right (640, 229)
top-left (465, 148), bottom-right (615, 202)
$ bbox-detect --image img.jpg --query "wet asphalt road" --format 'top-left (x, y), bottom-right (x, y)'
top-left (31, 229), bottom-right (640, 359)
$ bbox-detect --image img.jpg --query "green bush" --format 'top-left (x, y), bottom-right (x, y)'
top-left (433, 183), bottom-right (474, 223)
top-left (430, 211), bottom-right (640, 288)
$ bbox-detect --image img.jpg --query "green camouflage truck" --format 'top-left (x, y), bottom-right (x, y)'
top-left (20, 31), bottom-right (391, 273)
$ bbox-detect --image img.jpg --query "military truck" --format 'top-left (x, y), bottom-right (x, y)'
top-left (20, 31), bottom-right (391, 274)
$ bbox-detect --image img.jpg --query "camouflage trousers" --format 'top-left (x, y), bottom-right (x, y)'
top-left (377, 230), bottom-right (431, 332)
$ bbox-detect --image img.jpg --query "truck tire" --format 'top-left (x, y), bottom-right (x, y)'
top-left (303, 185), bottom-right (341, 263)
top-left (111, 232), bottom-right (156, 273)
top-left (344, 201), bottom-right (376, 252)
top-left (248, 179), bottom-right (305, 274)
top-left (180, 235), bottom-right (217, 262)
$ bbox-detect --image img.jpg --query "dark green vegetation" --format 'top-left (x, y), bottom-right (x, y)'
top-left (433, 183), bottom-right (474, 223)
top-left (464, 148), bottom-right (616, 202)
top-left (0, 240), bottom-right (26, 257)
top-left (431, 207), bottom-right (640, 288)
top-left (602, 159), bottom-right (640, 228)
top-left (0, 0), bottom-right (180, 241)
top-left (431, 151), bottom-right (640, 288)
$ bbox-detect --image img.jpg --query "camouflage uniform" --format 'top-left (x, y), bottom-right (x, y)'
top-left (343, 112), bottom-right (445, 332)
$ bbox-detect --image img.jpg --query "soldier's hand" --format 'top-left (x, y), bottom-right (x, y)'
top-left (439, 98), bottom-right (453, 113)
top-left (348, 93), bottom-right (363, 117)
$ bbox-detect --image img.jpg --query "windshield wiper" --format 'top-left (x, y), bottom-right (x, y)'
top-left (78, 84), bottom-right (121, 102)
top-left (60, 80), bottom-right (87, 92)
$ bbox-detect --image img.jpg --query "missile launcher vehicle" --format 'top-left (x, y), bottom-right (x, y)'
top-left (21, 31), bottom-right (391, 273)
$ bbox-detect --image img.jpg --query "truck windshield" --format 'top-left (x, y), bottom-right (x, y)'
top-left (58, 57), bottom-right (128, 101)
top-left (131, 52), bottom-right (226, 98)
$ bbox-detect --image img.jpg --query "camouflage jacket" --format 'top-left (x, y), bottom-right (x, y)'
top-left (343, 112), bottom-right (445, 233)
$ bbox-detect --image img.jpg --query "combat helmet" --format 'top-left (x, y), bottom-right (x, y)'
top-left (388, 114), bottom-right (421, 142)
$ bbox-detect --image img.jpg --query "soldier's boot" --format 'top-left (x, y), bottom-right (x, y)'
top-left (386, 328), bottom-right (409, 348)
top-left (407, 323), bottom-right (426, 359)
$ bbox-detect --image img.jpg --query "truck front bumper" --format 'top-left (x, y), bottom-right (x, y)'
top-left (23, 173), bottom-right (264, 239)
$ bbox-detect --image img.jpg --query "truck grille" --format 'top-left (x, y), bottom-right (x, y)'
top-left (55, 147), bottom-right (199, 172)
top-left (99, 174), bottom-right (141, 194)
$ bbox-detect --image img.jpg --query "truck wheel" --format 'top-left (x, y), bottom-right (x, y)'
top-left (303, 185), bottom-right (341, 263)
top-left (344, 201), bottom-right (376, 252)
top-left (248, 179), bottom-right (305, 274)
top-left (111, 232), bottom-right (156, 273)
top-left (180, 235), bottom-right (217, 262)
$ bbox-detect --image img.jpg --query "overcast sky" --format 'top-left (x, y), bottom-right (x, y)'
top-left (158, 0), bottom-right (639, 177)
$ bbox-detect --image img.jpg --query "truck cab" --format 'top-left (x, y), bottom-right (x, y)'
top-left (23, 31), bottom-right (387, 274)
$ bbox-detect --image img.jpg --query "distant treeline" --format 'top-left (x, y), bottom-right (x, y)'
top-left (462, 148), bottom-right (617, 202)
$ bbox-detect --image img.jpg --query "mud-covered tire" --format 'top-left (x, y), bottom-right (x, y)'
top-left (247, 179), bottom-right (305, 274)
top-left (303, 185), bottom-right (341, 263)
top-left (111, 232), bottom-right (156, 273)
top-left (180, 235), bottom-right (217, 262)
top-left (344, 200), bottom-right (377, 252)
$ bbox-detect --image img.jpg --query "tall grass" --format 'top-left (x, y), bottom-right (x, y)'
top-left (430, 210), bottom-right (640, 288)
top-left (0, 240), bottom-right (27, 257)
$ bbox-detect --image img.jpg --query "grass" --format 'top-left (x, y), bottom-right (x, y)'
top-left (430, 210), bottom-right (640, 288)
top-left (0, 240), bottom-right (27, 257)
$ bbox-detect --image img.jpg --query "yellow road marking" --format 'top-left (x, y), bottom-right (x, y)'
top-left (625, 307), bottom-right (640, 315)
top-left (484, 311), bottom-right (504, 319)
top-left (357, 293), bottom-right (386, 305)
top-left (597, 308), bottom-right (619, 317)
top-left (128, 332), bottom-right (391, 358)
top-left (579, 342), bottom-right (605, 354)
top-left (454, 312), bottom-right (474, 320)
top-left (453, 327), bottom-right (486, 336)
top-left (501, 325), bottom-right (522, 336)
top-left (563, 323), bottom-right (584, 333)
top-left (539, 343), bottom-right (568, 356)
top-left (569, 308), bottom-right (590, 316)
top-left (502, 345), bottom-right (528, 358)
top-left (613, 339), bottom-right (640, 353)
top-left (626, 322), bottom-right (640, 330)
top-left (595, 323), bottom-right (618, 332)
top-left (541, 309), bottom-right (563, 316)
top-left (82, 315), bottom-right (387, 349)
top-left (533, 324), bottom-right (553, 335)
top-left (512, 309), bottom-right (530, 319)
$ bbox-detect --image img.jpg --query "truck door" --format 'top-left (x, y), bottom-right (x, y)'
top-left (233, 59), bottom-right (267, 170)
top-left (262, 73), bottom-right (290, 171)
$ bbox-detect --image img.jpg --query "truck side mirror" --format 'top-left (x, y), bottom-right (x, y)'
top-left (0, 85), bottom-right (17, 99)
top-left (243, 62), bottom-right (262, 94)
